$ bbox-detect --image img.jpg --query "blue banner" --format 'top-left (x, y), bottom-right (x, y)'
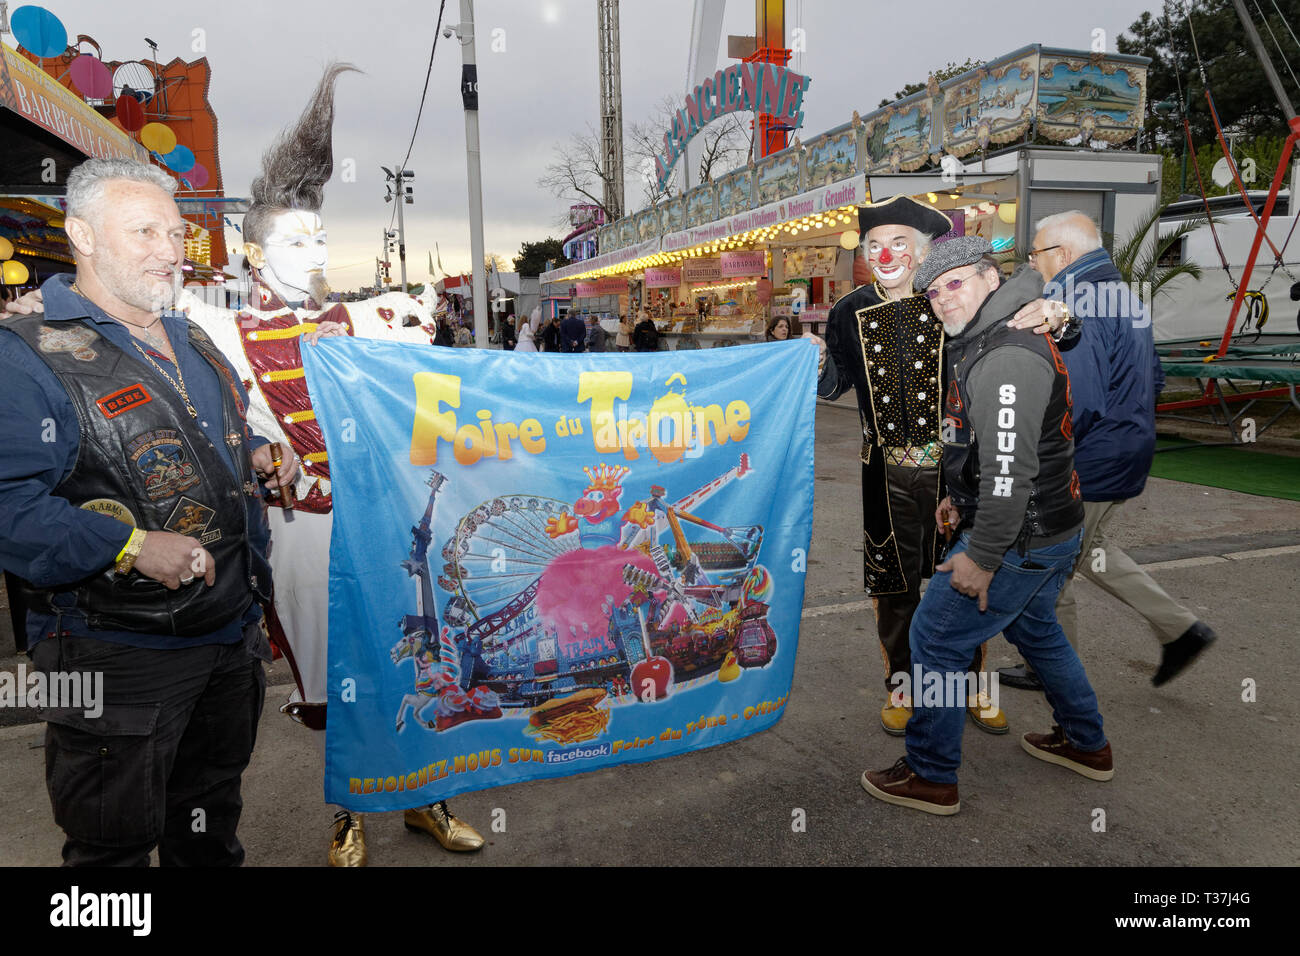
top-left (303, 340), bottom-right (817, 810)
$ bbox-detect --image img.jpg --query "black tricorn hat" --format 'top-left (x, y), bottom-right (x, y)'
top-left (857, 195), bottom-right (954, 243)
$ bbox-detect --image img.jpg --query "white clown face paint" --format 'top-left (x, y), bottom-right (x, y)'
top-left (261, 210), bottom-right (329, 304)
top-left (864, 225), bottom-right (922, 292)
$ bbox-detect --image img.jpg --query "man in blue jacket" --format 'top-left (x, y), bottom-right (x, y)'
top-left (0, 159), bottom-right (296, 865)
top-left (560, 310), bottom-right (588, 352)
top-left (999, 211), bottom-right (1216, 690)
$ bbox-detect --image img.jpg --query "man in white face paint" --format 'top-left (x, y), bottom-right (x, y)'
top-left (195, 62), bottom-right (483, 867)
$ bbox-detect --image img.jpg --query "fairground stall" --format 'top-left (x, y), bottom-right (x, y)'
top-left (541, 44), bottom-right (1161, 350)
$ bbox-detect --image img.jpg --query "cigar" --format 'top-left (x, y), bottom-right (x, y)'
top-left (269, 442), bottom-right (295, 510)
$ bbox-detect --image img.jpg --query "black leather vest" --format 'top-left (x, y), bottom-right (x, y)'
top-left (3, 315), bottom-right (269, 637)
top-left (942, 322), bottom-right (1083, 541)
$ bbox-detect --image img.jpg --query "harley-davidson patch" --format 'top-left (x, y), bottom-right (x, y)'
top-left (163, 496), bottom-right (221, 544)
top-left (96, 384), bottom-right (153, 419)
top-left (127, 429), bottom-right (200, 501)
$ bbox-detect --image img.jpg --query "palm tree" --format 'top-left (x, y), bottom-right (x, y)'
top-left (1111, 200), bottom-right (1211, 299)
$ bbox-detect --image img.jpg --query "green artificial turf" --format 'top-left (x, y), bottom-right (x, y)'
top-left (1150, 438), bottom-right (1300, 501)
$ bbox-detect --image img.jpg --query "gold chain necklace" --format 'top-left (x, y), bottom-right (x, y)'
top-left (67, 281), bottom-right (197, 418)
top-left (130, 340), bottom-right (198, 418)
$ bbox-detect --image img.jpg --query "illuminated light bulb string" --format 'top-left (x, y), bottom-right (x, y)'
top-left (576, 206), bottom-right (859, 280)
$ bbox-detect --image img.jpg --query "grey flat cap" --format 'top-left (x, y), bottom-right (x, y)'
top-left (914, 236), bottom-right (995, 293)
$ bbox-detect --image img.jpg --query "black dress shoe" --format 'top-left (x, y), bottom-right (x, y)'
top-left (997, 664), bottom-right (1044, 692)
top-left (1153, 622), bottom-right (1217, 686)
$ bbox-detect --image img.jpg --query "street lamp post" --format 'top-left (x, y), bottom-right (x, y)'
top-left (447, 0), bottom-right (489, 348)
top-left (382, 166), bottom-right (415, 294)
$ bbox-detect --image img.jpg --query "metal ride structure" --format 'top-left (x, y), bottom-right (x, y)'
top-left (402, 455), bottom-right (775, 722)
top-left (597, 0), bottom-right (625, 221)
top-left (1155, 0), bottom-right (1300, 442)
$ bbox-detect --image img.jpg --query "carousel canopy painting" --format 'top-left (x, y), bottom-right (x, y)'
top-left (716, 166), bottom-right (754, 218)
top-left (942, 49), bottom-right (1038, 158)
top-left (635, 207), bottom-right (659, 241)
top-left (685, 184), bottom-right (717, 228)
top-left (806, 125), bottom-right (859, 186)
top-left (1037, 50), bottom-right (1148, 144)
top-left (861, 93), bottom-right (934, 174)
top-left (755, 148), bottom-right (803, 204)
top-left (659, 195), bottom-right (686, 234)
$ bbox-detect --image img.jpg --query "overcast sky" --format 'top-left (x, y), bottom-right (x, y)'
top-left (14, 0), bottom-right (1160, 290)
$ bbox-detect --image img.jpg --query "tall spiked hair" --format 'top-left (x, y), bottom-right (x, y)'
top-left (243, 62), bottom-right (360, 248)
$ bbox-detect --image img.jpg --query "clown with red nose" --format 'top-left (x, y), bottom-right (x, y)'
top-left (812, 196), bottom-right (1010, 740)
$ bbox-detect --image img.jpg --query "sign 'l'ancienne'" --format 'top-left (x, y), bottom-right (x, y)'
top-left (656, 63), bottom-right (811, 191)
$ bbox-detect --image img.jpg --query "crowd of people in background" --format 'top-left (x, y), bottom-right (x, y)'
top-left (497, 307), bottom-right (650, 354)
top-left (492, 307), bottom-right (809, 355)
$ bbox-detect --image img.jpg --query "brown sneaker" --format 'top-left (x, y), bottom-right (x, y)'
top-left (1021, 726), bottom-right (1114, 781)
top-left (861, 757), bottom-right (960, 816)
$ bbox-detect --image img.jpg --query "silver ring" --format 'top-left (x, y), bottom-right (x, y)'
top-left (180, 575), bottom-right (195, 585)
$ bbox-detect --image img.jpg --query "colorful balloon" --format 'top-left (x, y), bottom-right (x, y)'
top-left (69, 54), bottom-right (113, 99)
top-left (114, 94), bottom-right (145, 132)
top-left (161, 144), bottom-right (196, 173)
top-left (181, 162), bottom-right (210, 190)
top-left (140, 122), bottom-right (177, 154)
top-left (2, 260), bottom-right (31, 285)
top-left (0, 237), bottom-right (13, 260)
top-left (11, 5), bottom-right (67, 58)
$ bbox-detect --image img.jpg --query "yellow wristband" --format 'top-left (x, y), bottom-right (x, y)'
top-left (114, 528), bottom-right (140, 565)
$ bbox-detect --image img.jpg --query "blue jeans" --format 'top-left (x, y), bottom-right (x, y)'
top-left (904, 529), bottom-right (1106, 784)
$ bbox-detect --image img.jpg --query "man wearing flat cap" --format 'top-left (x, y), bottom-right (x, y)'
top-left (816, 196), bottom-right (1008, 736)
top-left (861, 238), bottom-right (1111, 815)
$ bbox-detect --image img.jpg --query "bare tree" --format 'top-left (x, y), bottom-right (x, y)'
top-left (626, 95), bottom-right (751, 211)
top-left (696, 114), bottom-right (751, 183)
top-left (538, 124), bottom-right (618, 225)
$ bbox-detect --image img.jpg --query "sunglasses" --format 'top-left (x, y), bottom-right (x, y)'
top-left (923, 270), bottom-right (984, 300)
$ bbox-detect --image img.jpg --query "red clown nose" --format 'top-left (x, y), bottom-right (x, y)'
top-left (878, 249), bottom-right (893, 264)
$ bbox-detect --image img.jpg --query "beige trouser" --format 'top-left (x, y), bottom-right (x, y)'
top-left (1056, 499), bottom-right (1199, 649)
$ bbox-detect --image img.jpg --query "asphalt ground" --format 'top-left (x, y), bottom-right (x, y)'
top-left (1, 397), bottom-right (1297, 869)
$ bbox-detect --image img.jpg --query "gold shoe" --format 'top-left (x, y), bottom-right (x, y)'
top-left (404, 802), bottom-right (485, 853)
top-left (880, 696), bottom-right (912, 737)
top-left (967, 692), bottom-right (1010, 735)
top-left (328, 811), bottom-right (367, 867)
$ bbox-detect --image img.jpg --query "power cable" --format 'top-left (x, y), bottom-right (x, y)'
top-left (1252, 0), bottom-right (1300, 95)
top-left (402, 0), bottom-right (449, 171)
top-left (1267, 0), bottom-right (1300, 69)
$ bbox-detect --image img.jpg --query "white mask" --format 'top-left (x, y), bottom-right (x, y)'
top-left (260, 210), bottom-right (328, 304)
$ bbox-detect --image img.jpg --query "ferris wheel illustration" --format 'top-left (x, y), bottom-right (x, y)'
top-left (436, 494), bottom-right (576, 627)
